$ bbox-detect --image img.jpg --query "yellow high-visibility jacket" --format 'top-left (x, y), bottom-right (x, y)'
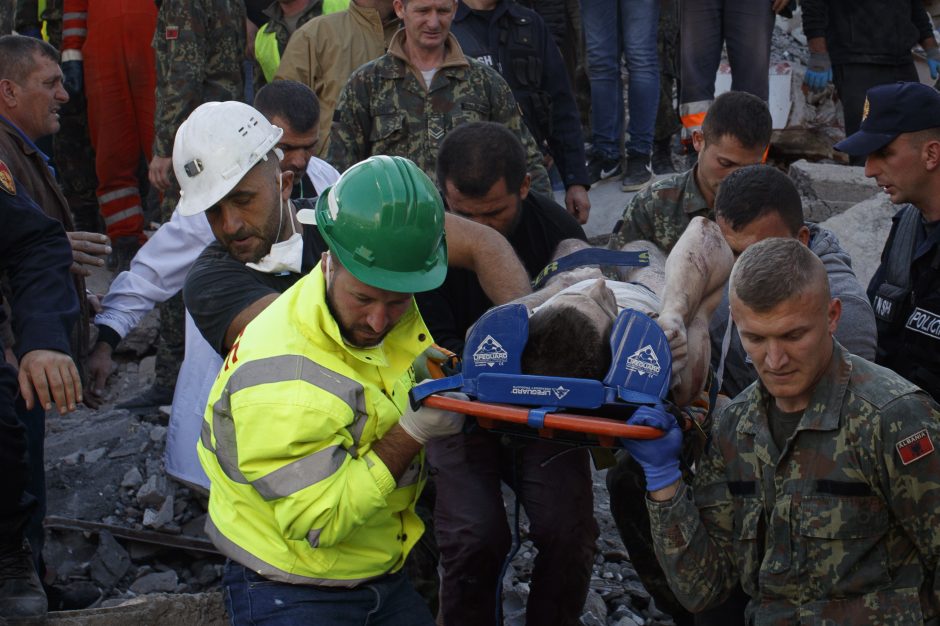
top-left (197, 265), bottom-right (432, 586)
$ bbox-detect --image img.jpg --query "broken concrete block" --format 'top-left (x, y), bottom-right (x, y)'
top-left (149, 425), bottom-right (167, 443)
top-left (143, 495), bottom-right (174, 530)
top-left (90, 531), bottom-right (131, 588)
top-left (62, 451), bottom-right (81, 466)
top-left (129, 570), bottom-right (178, 595)
top-left (819, 193), bottom-right (898, 288)
top-left (136, 475), bottom-right (168, 508)
top-left (582, 589), bottom-right (608, 622)
top-left (83, 447), bottom-right (107, 464)
top-left (137, 355), bottom-right (156, 389)
top-left (789, 160), bottom-right (880, 221)
top-left (46, 592), bottom-right (227, 625)
top-left (121, 467), bottom-right (143, 489)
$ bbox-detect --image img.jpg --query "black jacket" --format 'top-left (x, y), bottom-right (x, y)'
top-left (1, 175), bottom-right (77, 360)
top-left (867, 206), bottom-right (940, 401)
top-left (802, 0), bottom-right (934, 66)
top-left (451, 0), bottom-right (589, 189)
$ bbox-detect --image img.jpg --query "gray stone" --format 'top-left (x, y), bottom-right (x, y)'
top-left (83, 447), bottom-right (107, 464)
top-left (149, 425), bottom-right (167, 443)
top-left (143, 495), bottom-right (174, 530)
top-left (89, 531), bottom-right (131, 588)
top-left (137, 355), bottom-right (156, 388)
top-left (121, 467), bottom-right (143, 489)
top-left (819, 192), bottom-right (897, 288)
top-left (580, 612), bottom-right (605, 626)
top-left (129, 570), bottom-right (179, 595)
top-left (789, 160), bottom-right (880, 222)
top-left (116, 312), bottom-right (159, 357)
top-left (582, 589), bottom-right (607, 621)
top-left (62, 451), bottom-right (81, 466)
top-left (46, 591), bottom-right (228, 625)
top-left (136, 474), bottom-right (168, 508)
top-left (614, 618), bottom-right (641, 626)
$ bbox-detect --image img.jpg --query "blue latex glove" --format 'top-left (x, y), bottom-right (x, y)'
top-left (927, 48), bottom-right (940, 80)
top-left (804, 51), bottom-right (832, 92)
top-left (62, 60), bottom-right (84, 99)
top-left (621, 405), bottom-right (683, 492)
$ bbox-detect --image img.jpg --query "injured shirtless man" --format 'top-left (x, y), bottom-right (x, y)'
top-left (514, 216), bottom-right (733, 409)
top-left (509, 216), bottom-right (733, 623)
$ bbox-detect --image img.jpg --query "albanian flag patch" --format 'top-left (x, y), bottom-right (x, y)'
top-left (896, 429), bottom-right (935, 466)
top-left (0, 160), bottom-right (15, 195)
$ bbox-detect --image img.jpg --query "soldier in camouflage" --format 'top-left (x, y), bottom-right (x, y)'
top-left (623, 237), bottom-right (940, 623)
top-left (608, 91), bottom-right (770, 254)
top-left (124, 0), bottom-right (246, 411)
top-left (328, 0), bottom-right (552, 196)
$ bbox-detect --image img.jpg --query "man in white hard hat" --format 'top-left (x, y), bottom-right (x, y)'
top-left (86, 92), bottom-right (342, 490)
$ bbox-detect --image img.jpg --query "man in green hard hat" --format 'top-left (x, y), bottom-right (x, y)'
top-left (196, 154), bottom-right (479, 624)
top-left (174, 102), bottom-right (533, 617)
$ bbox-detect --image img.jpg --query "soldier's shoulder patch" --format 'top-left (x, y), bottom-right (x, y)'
top-left (896, 428), bottom-right (935, 466)
top-left (165, 25), bottom-right (179, 40)
top-left (0, 160), bottom-right (15, 195)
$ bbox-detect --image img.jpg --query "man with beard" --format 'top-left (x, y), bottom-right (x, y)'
top-left (180, 103), bottom-right (532, 359)
top-left (196, 155), bottom-right (477, 624)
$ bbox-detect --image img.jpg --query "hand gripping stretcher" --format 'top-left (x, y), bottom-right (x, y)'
top-left (410, 248), bottom-right (683, 446)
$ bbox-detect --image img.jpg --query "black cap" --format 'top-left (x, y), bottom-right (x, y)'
top-left (834, 82), bottom-right (940, 157)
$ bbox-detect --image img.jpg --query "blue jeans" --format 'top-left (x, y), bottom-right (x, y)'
top-left (222, 561), bottom-right (436, 626)
top-left (582, 0), bottom-right (660, 158)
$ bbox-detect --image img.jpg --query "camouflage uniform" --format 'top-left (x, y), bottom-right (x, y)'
top-left (151, 0), bottom-right (246, 390)
top-left (152, 0), bottom-right (246, 162)
top-left (607, 166), bottom-right (709, 254)
top-left (329, 31), bottom-right (552, 195)
top-left (649, 342), bottom-right (940, 623)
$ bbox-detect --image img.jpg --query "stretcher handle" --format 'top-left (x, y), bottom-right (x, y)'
top-left (423, 394), bottom-right (665, 440)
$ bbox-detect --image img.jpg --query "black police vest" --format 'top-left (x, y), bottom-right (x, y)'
top-left (453, 10), bottom-right (553, 145)
top-left (872, 204), bottom-right (940, 400)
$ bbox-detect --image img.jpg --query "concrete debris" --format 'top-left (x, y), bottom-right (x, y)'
top-left (120, 467), bottom-right (143, 489)
top-left (129, 570), bottom-right (179, 595)
top-left (89, 531), bottom-right (131, 589)
top-left (582, 589), bottom-right (609, 622)
top-left (137, 356), bottom-right (157, 389)
top-left (47, 592), bottom-right (227, 625)
top-left (114, 312), bottom-right (159, 357)
top-left (143, 495), bottom-right (175, 530)
top-left (149, 425), bottom-right (167, 443)
top-left (582, 611), bottom-right (606, 626)
top-left (819, 193), bottom-right (897, 288)
top-left (62, 451), bottom-right (82, 466)
top-left (83, 447), bottom-right (108, 465)
top-left (789, 160), bottom-right (880, 221)
top-left (136, 475), bottom-right (169, 509)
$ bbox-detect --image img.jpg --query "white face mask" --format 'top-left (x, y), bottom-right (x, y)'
top-left (247, 171), bottom-right (304, 275)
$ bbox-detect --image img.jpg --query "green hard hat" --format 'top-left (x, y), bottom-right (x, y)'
top-left (312, 156), bottom-right (447, 293)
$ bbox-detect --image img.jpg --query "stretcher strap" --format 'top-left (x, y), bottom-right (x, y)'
top-left (532, 248), bottom-right (650, 289)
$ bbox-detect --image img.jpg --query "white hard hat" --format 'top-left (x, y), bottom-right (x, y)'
top-left (172, 101), bottom-right (283, 216)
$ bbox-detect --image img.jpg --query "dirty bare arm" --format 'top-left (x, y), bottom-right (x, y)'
top-left (444, 212), bottom-right (531, 304)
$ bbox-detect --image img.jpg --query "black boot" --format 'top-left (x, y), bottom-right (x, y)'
top-left (652, 139), bottom-right (677, 175)
top-left (0, 538), bottom-right (47, 620)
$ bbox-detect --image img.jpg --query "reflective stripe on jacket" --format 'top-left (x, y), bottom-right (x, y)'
top-left (197, 264), bottom-right (433, 585)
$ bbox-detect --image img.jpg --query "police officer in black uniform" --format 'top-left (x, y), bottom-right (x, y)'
top-left (836, 81), bottom-right (940, 401)
top-left (0, 168), bottom-right (81, 620)
top-left (449, 0), bottom-right (593, 224)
